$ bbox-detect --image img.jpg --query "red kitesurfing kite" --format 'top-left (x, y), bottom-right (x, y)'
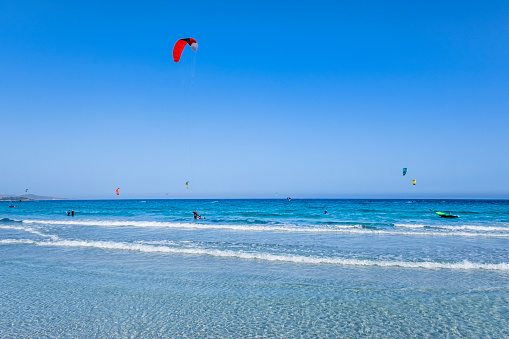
top-left (116, 188), bottom-right (119, 195)
top-left (173, 38), bottom-right (198, 62)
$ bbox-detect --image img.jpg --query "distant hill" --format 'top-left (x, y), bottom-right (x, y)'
top-left (0, 196), bottom-right (32, 201)
top-left (0, 194), bottom-right (64, 201)
top-left (21, 194), bottom-right (64, 200)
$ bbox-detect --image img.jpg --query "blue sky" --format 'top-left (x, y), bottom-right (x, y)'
top-left (1, 1), bottom-right (508, 199)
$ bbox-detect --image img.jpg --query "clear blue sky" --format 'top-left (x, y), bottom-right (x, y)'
top-left (1, 1), bottom-right (508, 199)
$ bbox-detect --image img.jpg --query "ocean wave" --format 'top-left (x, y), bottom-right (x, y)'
top-left (21, 219), bottom-right (362, 233)
top-left (0, 217), bottom-right (22, 223)
top-left (16, 219), bottom-right (509, 237)
top-left (437, 225), bottom-right (509, 232)
top-left (329, 229), bottom-right (509, 238)
top-left (3, 238), bottom-right (508, 270)
top-left (0, 225), bottom-right (59, 240)
top-left (395, 223), bottom-right (509, 232)
top-left (0, 239), bottom-right (37, 244)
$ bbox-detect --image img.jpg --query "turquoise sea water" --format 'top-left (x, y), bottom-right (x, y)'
top-left (1, 199), bottom-right (508, 337)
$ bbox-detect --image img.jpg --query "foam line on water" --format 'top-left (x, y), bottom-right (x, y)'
top-left (395, 223), bottom-right (509, 232)
top-left (19, 219), bottom-right (509, 238)
top-left (3, 238), bottom-right (509, 271)
top-left (344, 229), bottom-right (509, 238)
top-left (0, 218), bottom-right (22, 223)
top-left (0, 225), bottom-right (59, 240)
top-left (0, 239), bottom-right (36, 245)
top-left (21, 219), bottom-right (362, 232)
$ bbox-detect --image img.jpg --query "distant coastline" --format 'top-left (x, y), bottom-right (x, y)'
top-left (0, 194), bottom-right (64, 201)
top-left (0, 197), bottom-right (33, 201)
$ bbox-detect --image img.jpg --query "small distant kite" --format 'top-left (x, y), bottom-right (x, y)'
top-left (25, 189), bottom-right (28, 192)
top-left (173, 38), bottom-right (198, 62)
top-left (412, 179), bottom-right (416, 185)
top-left (403, 168), bottom-right (407, 176)
top-left (116, 188), bottom-right (120, 195)
top-left (186, 181), bottom-right (189, 189)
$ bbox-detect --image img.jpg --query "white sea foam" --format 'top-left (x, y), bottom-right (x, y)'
top-left (437, 225), bottom-right (509, 232)
top-left (17, 219), bottom-right (509, 238)
top-left (272, 225), bottom-right (509, 238)
top-left (394, 224), bottom-right (428, 228)
top-left (0, 225), bottom-right (59, 240)
top-left (0, 239), bottom-right (36, 245)
top-left (3, 238), bottom-right (509, 271)
top-left (395, 223), bottom-right (509, 232)
top-left (331, 229), bottom-right (509, 238)
top-left (21, 219), bottom-right (361, 233)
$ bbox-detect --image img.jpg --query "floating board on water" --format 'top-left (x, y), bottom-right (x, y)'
top-left (439, 214), bottom-right (458, 218)
top-left (433, 210), bottom-right (459, 218)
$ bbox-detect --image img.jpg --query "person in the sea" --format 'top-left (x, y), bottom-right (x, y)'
top-left (193, 211), bottom-right (198, 219)
top-left (67, 210), bottom-right (71, 216)
top-left (324, 210), bottom-right (328, 214)
top-left (72, 210), bottom-right (74, 216)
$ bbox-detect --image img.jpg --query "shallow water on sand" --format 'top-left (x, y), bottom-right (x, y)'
top-left (1, 199), bottom-right (508, 337)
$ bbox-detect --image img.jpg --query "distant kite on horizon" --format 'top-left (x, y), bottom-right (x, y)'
top-left (412, 179), bottom-right (416, 185)
top-left (186, 181), bottom-right (189, 189)
top-left (403, 168), bottom-right (407, 176)
top-left (25, 189), bottom-right (28, 192)
top-left (116, 188), bottom-right (120, 195)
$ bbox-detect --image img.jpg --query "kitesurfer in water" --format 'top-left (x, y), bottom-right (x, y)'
top-left (324, 210), bottom-right (328, 214)
top-left (72, 210), bottom-right (75, 216)
top-left (192, 211), bottom-right (205, 219)
top-left (67, 210), bottom-right (71, 216)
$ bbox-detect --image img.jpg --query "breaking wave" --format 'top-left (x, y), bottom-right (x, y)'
top-left (8, 219), bottom-right (508, 238)
top-left (395, 223), bottom-right (509, 232)
top-left (0, 218), bottom-right (22, 223)
top-left (21, 219), bottom-right (363, 233)
top-left (0, 225), bottom-right (59, 240)
top-left (1, 238), bottom-right (508, 271)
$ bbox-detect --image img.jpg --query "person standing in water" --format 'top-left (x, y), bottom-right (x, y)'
top-left (72, 210), bottom-right (74, 216)
top-left (67, 210), bottom-right (71, 216)
top-left (193, 211), bottom-right (198, 219)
